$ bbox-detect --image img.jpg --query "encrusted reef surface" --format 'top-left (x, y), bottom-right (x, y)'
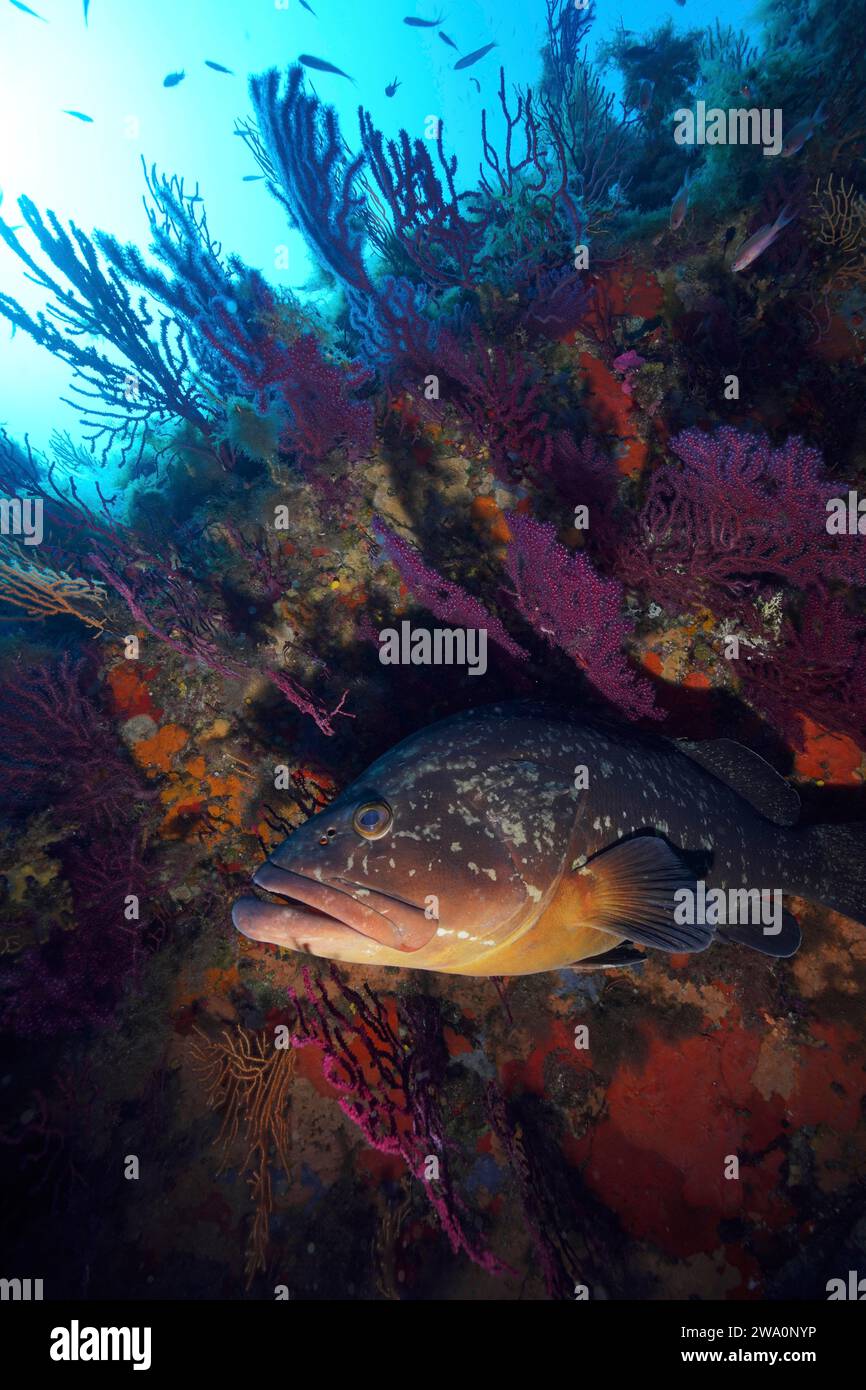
top-left (1, 0), bottom-right (865, 1299)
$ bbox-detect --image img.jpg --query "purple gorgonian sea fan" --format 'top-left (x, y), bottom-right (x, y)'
top-left (373, 518), bottom-right (528, 663)
top-left (503, 513), bottom-right (661, 721)
top-left (626, 425), bottom-right (866, 618)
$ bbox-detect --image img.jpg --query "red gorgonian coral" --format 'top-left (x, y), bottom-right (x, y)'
top-left (290, 964), bottom-right (512, 1277)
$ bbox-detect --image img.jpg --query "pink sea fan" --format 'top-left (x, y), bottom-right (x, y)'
top-left (504, 513), bottom-right (661, 721)
top-left (625, 426), bottom-right (866, 617)
top-left (290, 965), bottom-right (512, 1277)
top-left (373, 518), bottom-right (528, 663)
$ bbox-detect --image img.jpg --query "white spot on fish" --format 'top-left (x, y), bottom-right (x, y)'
top-left (500, 816), bottom-right (526, 846)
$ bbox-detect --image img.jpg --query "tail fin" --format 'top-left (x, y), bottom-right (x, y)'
top-left (774, 203), bottom-right (796, 232)
top-left (800, 822), bottom-right (866, 928)
top-left (813, 99), bottom-right (828, 126)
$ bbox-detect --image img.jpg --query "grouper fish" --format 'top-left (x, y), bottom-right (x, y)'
top-left (233, 707), bottom-right (866, 976)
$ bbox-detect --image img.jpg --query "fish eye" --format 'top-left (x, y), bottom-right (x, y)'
top-left (352, 801), bottom-right (392, 840)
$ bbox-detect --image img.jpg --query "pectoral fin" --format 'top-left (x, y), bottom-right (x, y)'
top-left (578, 835), bottom-right (711, 952)
top-left (566, 943), bottom-right (647, 972)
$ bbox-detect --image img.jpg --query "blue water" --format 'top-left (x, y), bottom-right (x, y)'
top-left (0, 0), bottom-right (758, 452)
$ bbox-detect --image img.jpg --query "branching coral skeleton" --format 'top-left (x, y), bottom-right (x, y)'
top-left (192, 1026), bottom-right (297, 1287)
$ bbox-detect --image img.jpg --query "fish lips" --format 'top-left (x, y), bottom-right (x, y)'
top-left (233, 862), bottom-right (435, 952)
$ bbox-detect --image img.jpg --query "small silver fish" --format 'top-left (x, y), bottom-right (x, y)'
top-left (9, 0), bottom-right (47, 18)
top-left (234, 707), bottom-right (866, 977)
top-left (669, 168), bottom-right (691, 230)
top-left (732, 204), bottom-right (795, 272)
top-left (205, 60), bottom-right (234, 75)
top-left (404, 14), bottom-right (443, 25)
top-left (454, 41), bottom-right (497, 70)
top-left (781, 100), bottom-right (827, 157)
top-left (298, 54), bottom-right (355, 82)
top-left (163, 71), bottom-right (186, 88)
top-left (439, 31), bottom-right (458, 49)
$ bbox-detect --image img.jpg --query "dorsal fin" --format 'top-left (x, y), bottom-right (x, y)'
top-left (677, 738), bottom-right (800, 826)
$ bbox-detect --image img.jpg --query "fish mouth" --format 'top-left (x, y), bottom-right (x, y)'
top-left (232, 863), bottom-right (436, 953)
